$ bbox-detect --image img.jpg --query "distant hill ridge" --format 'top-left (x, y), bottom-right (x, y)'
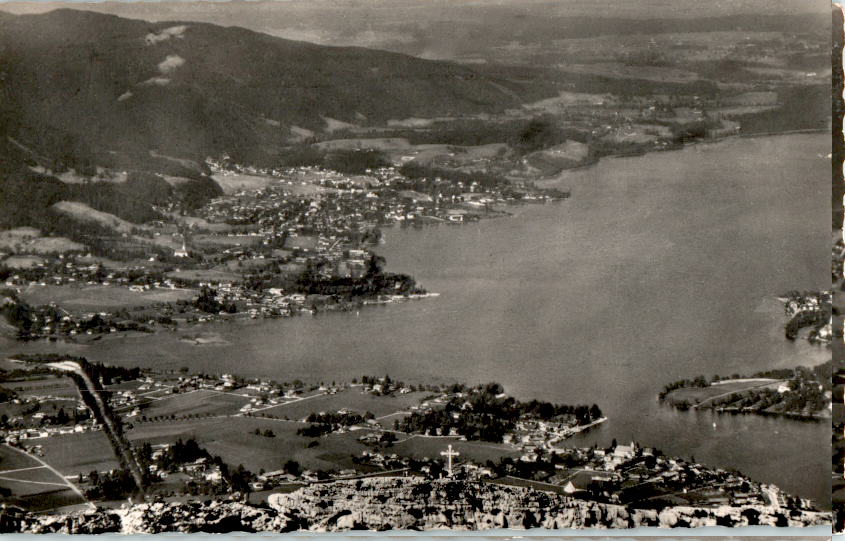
top-left (0, 8), bottom-right (546, 231)
top-left (0, 8), bottom-right (533, 162)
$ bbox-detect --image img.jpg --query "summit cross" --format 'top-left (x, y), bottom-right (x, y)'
top-left (440, 444), bottom-right (460, 476)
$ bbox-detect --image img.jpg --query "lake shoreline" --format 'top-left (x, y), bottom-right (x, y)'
top-left (534, 127), bottom-right (829, 180)
top-left (0, 133), bottom-right (831, 506)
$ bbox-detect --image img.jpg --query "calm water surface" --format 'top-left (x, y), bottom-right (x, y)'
top-left (1, 134), bottom-right (831, 505)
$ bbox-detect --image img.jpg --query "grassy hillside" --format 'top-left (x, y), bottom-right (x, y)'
top-left (0, 135), bottom-right (221, 232)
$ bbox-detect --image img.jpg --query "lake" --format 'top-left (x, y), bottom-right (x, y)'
top-left (0, 134), bottom-right (831, 505)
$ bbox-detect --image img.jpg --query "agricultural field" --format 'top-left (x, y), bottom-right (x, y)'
top-left (2, 375), bottom-right (79, 399)
top-left (0, 445), bottom-right (87, 511)
top-left (103, 379), bottom-right (147, 394)
top-left (215, 258), bottom-right (275, 272)
top-left (165, 269), bottom-right (241, 284)
top-left (37, 432), bottom-right (121, 477)
top-left (0, 465), bottom-right (72, 495)
top-left (0, 444), bottom-right (43, 471)
top-left (19, 284), bottom-right (197, 313)
top-left (127, 416), bottom-right (367, 474)
top-left (137, 389), bottom-right (251, 419)
top-left (2, 486), bottom-right (83, 512)
top-left (137, 387), bottom-right (180, 401)
top-left (663, 379), bottom-right (782, 407)
top-left (126, 417), bottom-right (223, 445)
top-left (192, 234), bottom-right (262, 249)
top-left (200, 422), bottom-right (330, 473)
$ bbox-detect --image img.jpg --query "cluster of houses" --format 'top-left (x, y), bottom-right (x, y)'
top-left (0, 152), bottom-right (554, 337)
top-left (4, 421), bottom-right (95, 446)
top-left (3, 255), bottom-right (180, 291)
top-left (3, 395), bottom-right (97, 446)
top-left (783, 290), bottom-right (829, 317)
top-left (201, 161), bottom-right (514, 243)
top-left (143, 447), bottom-right (225, 484)
top-left (517, 441), bottom-right (812, 510)
top-left (0, 255), bottom-right (194, 339)
top-left (505, 417), bottom-right (607, 454)
top-left (781, 290), bottom-right (832, 344)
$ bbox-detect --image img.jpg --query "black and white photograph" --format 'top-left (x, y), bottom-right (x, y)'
top-left (0, 0), bottom-right (836, 533)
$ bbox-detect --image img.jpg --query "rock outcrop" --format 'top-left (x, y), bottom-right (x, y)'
top-left (0, 478), bottom-right (831, 533)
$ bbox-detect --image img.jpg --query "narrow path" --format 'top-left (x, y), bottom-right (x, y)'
top-left (240, 391), bottom-right (328, 415)
top-left (694, 380), bottom-right (783, 408)
top-left (375, 411), bottom-right (408, 420)
top-left (557, 468), bottom-right (604, 483)
top-left (0, 476), bottom-right (69, 487)
top-left (0, 465), bottom-right (48, 475)
top-left (242, 416), bottom-right (303, 424)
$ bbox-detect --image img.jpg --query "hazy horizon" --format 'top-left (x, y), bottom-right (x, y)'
top-left (0, 0), bottom-right (831, 61)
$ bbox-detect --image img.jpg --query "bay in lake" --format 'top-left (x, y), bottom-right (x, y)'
top-left (1, 134), bottom-right (831, 505)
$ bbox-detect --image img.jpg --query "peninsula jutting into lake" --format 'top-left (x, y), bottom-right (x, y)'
top-left (0, 0), bottom-right (833, 532)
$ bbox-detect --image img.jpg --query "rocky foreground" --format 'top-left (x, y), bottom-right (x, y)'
top-left (1, 478), bottom-right (831, 533)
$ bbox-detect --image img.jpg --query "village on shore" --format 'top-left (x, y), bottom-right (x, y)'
top-left (0, 355), bottom-right (827, 527)
top-left (0, 158), bottom-right (569, 344)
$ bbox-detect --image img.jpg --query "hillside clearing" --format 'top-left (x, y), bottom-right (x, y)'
top-left (51, 201), bottom-right (138, 235)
